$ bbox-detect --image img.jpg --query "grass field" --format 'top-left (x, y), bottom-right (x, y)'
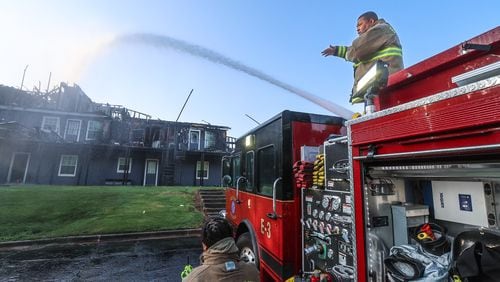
top-left (0, 185), bottom-right (207, 242)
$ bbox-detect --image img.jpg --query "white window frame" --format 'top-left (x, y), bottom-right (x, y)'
top-left (58, 155), bottom-right (78, 177)
top-left (117, 157), bottom-right (133, 173)
top-left (86, 120), bottom-right (102, 140)
top-left (41, 116), bottom-right (60, 134)
top-left (189, 129), bottom-right (201, 150)
top-left (64, 119), bottom-right (82, 142)
top-left (196, 161), bottom-right (209, 180)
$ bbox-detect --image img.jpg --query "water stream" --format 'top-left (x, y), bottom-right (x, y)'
top-left (106, 33), bottom-right (354, 120)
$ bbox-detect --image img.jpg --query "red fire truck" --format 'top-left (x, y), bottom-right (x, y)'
top-left (222, 26), bottom-right (499, 281)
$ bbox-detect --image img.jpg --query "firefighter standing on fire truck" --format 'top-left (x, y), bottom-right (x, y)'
top-left (321, 11), bottom-right (404, 104)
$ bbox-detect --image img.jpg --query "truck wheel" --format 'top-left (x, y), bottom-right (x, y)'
top-left (236, 232), bottom-right (257, 265)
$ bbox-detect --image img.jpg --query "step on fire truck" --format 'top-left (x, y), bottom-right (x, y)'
top-left (221, 27), bottom-right (500, 281)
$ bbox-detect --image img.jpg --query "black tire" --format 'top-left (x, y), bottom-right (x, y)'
top-left (236, 232), bottom-right (258, 267)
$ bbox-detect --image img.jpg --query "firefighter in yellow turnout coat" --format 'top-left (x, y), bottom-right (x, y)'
top-left (322, 11), bottom-right (403, 104)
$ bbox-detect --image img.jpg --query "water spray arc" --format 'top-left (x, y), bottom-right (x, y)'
top-left (111, 33), bottom-right (354, 120)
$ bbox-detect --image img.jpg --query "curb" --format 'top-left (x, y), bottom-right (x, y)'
top-left (0, 228), bottom-right (201, 250)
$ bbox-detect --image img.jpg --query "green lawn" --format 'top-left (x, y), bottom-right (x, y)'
top-left (0, 185), bottom-right (207, 242)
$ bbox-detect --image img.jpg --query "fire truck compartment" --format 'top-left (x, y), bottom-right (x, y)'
top-left (363, 161), bottom-right (500, 280)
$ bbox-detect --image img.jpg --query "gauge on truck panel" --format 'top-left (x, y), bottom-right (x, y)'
top-left (330, 196), bottom-right (341, 211)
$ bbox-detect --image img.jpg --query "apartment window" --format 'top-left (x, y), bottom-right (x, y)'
top-left (41, 116), bottom-right (60, 134)
top-left (58, 155), bottom-right (78, 177)
top-left (64, 119), bottom-right (81, 142)
top-left (132, 129), bottom-right (144, 142)
top-left (196, 161), bottom-right (209, 179)
top-left (204, 131), bottom-right (216, 150)
top-left (86, 120), bottom-right (103, 140)
top-left (117, 158), bottom-right (132, 173)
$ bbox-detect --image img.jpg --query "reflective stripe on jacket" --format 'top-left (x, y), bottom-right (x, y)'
top-left (353, 46), bottom-right (403, 67)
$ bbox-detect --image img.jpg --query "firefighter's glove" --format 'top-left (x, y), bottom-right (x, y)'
top-left (352, 112), bottom-right (362, 119)
top-left (181, 264), bottom-right (193, 279)
top-left (321, 45), bottom-right (336, 57)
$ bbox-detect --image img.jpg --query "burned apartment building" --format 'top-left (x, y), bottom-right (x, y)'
top-left (0, 83), bottom-right (234, 186)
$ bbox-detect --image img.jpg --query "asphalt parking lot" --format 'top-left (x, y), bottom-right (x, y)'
top-left (0, 237), bottom-right (202, 282)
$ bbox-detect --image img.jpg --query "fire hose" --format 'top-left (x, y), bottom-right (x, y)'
top-left (413, 223), bottom-right (450, 256)
top-left (384, 252), bottom-right (425, 281)
top-left (330, 265), bottom-right (354, 280)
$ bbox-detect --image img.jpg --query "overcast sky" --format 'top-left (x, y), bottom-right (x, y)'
top-left (1, 0), bottom-right (498, 137)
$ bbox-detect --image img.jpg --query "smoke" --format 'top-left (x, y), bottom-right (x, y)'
top-left (85, 33), bottom-right (354, 119)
